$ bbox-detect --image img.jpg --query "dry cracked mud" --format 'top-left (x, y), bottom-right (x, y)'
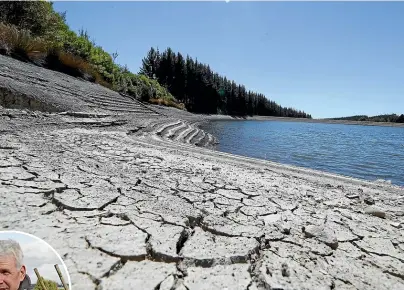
top-left (1, 55), bottom-right (404, 290)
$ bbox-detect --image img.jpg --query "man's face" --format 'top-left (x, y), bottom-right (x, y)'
top-left (0, 255), bottom-right (26, 290)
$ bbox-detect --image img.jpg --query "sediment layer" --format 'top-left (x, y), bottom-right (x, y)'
top-left (1, 55), bottom-right (403, 290)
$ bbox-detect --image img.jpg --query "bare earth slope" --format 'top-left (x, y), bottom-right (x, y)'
top-left (1, 55), bottom-right (404, 290)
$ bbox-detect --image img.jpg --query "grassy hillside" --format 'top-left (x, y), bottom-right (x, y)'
top-left (0, 1), bottom-right (184, 110)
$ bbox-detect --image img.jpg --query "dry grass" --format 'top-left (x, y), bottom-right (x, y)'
top-left (94, 76), bottom-right (113, 89)
top-left (149, 98), bottom-right (185, 110)
top-left (57, 51), bottom-right (92, 72)
top-left (0, 22), bottom-right (114, 88)
top-left (0, 23), bottom-right (51, 58)
top-left (57, 51), bottom-right (114, 87)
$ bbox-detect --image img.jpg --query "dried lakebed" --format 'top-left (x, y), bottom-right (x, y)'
top-left (1, 109), bottom-right (404, 290)
top-left (1, 55), bottom-right (404, 289)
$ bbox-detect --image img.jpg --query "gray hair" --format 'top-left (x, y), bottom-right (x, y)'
top-left (0, 239), bottom-right (24, 269)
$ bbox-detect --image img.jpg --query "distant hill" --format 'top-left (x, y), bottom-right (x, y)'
top-left (328, 114), bottom-right (404, 123)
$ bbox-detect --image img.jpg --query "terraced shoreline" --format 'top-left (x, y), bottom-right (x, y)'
top-left (1, 55), bottom-right (404, 290)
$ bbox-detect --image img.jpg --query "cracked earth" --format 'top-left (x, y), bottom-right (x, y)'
top-left (1, 55), bottom-right (404, 289)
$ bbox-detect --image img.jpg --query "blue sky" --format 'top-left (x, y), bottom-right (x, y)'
top-left (53, 2), bottom-right (404, 119)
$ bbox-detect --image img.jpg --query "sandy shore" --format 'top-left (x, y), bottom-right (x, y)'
top-left (196, 114), bottom-right (404, 128)
top-left (1, 55), bottom-right (404, 289)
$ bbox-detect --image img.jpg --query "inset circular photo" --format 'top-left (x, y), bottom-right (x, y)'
top-left (0, 231), bottom-right (71, 290)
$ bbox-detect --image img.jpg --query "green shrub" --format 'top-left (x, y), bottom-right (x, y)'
top-left (0, 23), bottom-right (52, 60)
top-left (33, 278), bottom-right (59, 290)
top-left (0, 1), bottom-right (67, 38)
top-left (0, 1), bottom-right (185, 110)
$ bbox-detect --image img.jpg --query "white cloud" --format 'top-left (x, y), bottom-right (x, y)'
top-left (27, 264), bottom-right (63, 284)
top-left (20, 241), bottom-right (69, 284)
top-left (22, 240), bottom-right (59, 265)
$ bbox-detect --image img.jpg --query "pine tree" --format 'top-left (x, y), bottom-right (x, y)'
top-left (397, 114), bottom-right (404, 123)
top-left (140, 46), bottom-right (311, 118)
top-left (172, 52), bottom-right (186, 102)
top-left (139, 47), bottom-right (159, 79)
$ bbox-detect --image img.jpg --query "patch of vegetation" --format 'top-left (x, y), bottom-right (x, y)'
top-left (0, 23), bottom-right (49, 60)
top-left (329, 114), bottom-right (404, 123)
top-left (149, 98), bottom-right (185, 110)
top-left (0, 1), bottom-right (179, 109)
top-left (140, 47), bottom-right (312, 118)
top-left (33, 278), bottom-right (59, 290)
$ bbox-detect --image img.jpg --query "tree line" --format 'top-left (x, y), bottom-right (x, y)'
top-left (140, 47), bottom-right (312, 118)
top-left (330, 114), bottom-right (404, 123)
top-left (0, 1), bottom-right (312, 117)
top-left (0, 1), bottom-right (179, 108)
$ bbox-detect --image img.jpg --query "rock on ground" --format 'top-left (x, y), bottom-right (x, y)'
top-left (1, 55), bottom-right (404, 290)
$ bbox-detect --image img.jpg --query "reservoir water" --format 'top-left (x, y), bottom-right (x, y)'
top-left (200, 120), bottom-right (404, 187)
